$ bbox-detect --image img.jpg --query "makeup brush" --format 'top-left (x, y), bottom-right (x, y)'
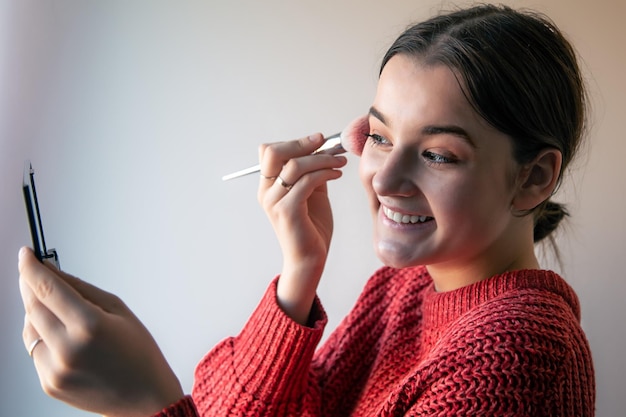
top-left (222, 115), bottom-right (369, 181)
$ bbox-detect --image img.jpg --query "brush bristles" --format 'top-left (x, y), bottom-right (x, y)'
top-left (340, 114), bottom-right (370, 156)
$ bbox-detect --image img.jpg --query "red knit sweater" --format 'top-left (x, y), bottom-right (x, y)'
top-left (155, 266), bottom-right (595, 416)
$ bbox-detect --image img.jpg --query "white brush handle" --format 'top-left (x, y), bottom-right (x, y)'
top-left (221, 132), bottom-right (342, 181)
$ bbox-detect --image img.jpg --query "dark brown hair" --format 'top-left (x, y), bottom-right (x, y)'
top-left (381, 4), bottom-right (587, 243)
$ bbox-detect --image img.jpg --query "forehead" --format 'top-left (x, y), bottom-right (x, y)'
top-left (373, 55), bottom-right (486, 130)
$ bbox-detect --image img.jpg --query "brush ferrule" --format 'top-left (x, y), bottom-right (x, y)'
top-left (313, 133), bottom-right (344, 155)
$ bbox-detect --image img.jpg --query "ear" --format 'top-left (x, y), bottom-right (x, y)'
top-left (512, 148), bottom-right (563, 211)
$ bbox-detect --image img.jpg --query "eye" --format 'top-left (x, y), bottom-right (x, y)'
top-left (422, 150), bottom-right (457, 166)
top-left (366, 133), bottom-right (391, 147)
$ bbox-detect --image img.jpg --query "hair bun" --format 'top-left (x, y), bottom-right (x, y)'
top-left (534, 200), bottom-right (569, 243)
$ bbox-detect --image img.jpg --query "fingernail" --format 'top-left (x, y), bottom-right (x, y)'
top-left (18, 248), bottom-right (27, 271)
top-left (309, 134), bottom-right (320, 142)
top-left (19, 247), bottom-right (27, 261)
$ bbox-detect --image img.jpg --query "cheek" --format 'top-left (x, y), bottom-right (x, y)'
top-left (358, 154), bottom-right (371, 188)
top-left (358, 150), bottom-right (380, 212)
top-left (443, 170), bottom-right (513, 227)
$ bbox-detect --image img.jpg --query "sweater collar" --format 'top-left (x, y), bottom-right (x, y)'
top-left (417, 267), bottom-right (581, 329)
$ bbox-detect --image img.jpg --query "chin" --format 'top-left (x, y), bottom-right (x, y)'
top-left (374, 242), bottom-right (425, 269)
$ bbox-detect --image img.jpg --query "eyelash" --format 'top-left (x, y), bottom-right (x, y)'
top-left (423, 151), bottom-right (456, 166)
top-left (366, 133), bottom-right (388, 147)
top-left (366, 133), bottom-right (458, 166)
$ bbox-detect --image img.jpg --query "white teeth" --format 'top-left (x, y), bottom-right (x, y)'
top-left (383, 207), bottom-right (431, 224)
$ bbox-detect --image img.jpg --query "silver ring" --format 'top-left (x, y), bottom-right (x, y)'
top-left (260, 173), bottom-right (278, 180)
top-left (277, 176), bottom-right (293, 191)
top-left (28, 337), bottom-right (43, 357)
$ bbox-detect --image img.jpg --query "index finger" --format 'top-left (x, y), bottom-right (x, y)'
top-left (18, 247), bottom-right (95, 326)
top-left (258, 133), bottom-right (325, 191)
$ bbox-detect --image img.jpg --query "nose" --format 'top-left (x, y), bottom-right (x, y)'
top-left (372, 146), bottom-right (420, 197)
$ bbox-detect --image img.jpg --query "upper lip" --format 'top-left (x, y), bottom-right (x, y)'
top-left (380, 202), bottom-right (430, 218)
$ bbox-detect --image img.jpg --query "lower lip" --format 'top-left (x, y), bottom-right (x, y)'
top-left (379, 208), bottom-right (435, 230)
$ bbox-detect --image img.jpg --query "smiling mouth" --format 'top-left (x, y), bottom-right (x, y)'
top-left (383, 206), bottom-right (434, 224)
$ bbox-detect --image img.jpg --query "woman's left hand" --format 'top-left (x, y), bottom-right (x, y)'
top-left (18, 247), bottom-right (184, 417)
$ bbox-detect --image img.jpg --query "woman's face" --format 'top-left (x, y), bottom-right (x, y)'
top-left (360, 55), bottom-right (529, 288)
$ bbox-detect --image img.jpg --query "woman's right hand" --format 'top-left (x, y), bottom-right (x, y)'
top-left (258, 133), bottom-right (347, 325)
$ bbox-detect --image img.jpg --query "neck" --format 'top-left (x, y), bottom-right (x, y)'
top-left (426, 225), bottom-right (539, 292)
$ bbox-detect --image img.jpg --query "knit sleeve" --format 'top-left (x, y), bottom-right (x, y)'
top-left (190, 276), bottom-right (328, 416)
top-left (151, 396), bottom-right (199, 417)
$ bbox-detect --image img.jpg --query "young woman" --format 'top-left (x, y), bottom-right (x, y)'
top-left (19, 4), bottom-right (595, 416)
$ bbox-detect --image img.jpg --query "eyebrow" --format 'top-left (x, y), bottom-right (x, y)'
top-left (368, 106), bottom-right (387, 125)
top-left (368, 106), bottom-right (477, 149)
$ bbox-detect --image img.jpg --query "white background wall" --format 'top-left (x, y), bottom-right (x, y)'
top-left (1, 1), bottom-right (623, 416)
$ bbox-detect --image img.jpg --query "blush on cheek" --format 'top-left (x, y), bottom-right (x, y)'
top-left (358, 153), bottom-right (372, 188)
top-left (358, 152), bottom-right (379, 209)
top-left (358, 145), bottom-right (380, 184)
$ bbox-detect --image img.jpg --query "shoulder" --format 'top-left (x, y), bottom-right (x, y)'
top-left (477, 269), bottom-right (583, 334)
top-left (434, 272), bottom-right (593, 390)
top-left (455, 270), bottom-right (586, 352)
top-left (411, 277), bottom-right (595, 413)
top-left (424, 269), bottom-right (592, 382)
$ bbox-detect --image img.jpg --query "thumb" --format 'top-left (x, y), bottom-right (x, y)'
top-left (42, 260), bottom-right (131, 316)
